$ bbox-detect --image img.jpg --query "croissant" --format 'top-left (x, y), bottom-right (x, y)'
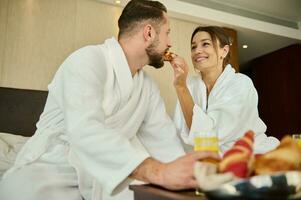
top-left (254, 135), bottom-right (301, 175)
top-left (219, 130), bottom-right (254, 178)
top-left (163, 52), bottom-right (173, 61)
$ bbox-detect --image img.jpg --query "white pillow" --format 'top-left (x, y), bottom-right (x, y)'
top-left (0, 132), bottom-right (29, 179)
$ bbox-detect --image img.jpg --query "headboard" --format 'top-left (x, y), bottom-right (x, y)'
top-left (0, 87), bottom-right (48, 137)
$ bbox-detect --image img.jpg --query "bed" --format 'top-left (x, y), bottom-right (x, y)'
top-left (0, 87), bottom-right (48, 179)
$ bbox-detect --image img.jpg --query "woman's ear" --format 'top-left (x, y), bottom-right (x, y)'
top-left (222, 45), bottom-right (230, 58)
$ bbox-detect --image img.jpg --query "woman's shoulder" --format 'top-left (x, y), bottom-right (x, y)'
top-left (222, 65), bottom-right (253, 88)
top-left (215, 72), bottom-right (256, 101)
top-left (231, 72), bottom-right (254, 88)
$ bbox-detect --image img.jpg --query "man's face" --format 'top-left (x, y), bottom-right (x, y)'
top-left (146, 36), bottom-right (164, 68)
top-left (146, 14), bottom-right (171, 69)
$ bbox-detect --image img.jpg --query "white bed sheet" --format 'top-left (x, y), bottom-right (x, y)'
top-left (0, 132), bottom-right (29, 179)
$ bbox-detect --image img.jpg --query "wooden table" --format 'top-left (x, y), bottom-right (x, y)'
top-left (129, 184), bottom-right (208, 200)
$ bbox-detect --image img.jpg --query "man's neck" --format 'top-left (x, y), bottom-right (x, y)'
top-left (119, 37), bottom-right (148, 77)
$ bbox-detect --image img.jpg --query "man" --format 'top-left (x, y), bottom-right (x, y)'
top-left (0, 0), bottom-right (219, 199)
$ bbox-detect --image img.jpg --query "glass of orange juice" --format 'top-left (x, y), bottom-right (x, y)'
top-left (193, 131), bottom-right (219, 195)
top-left (292, 134), bottom-right (301, 149)
top-left (194, 131), bottom-right (219, 163)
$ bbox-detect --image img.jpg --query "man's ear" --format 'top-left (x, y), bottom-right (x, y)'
top-left (143, 24), bottom-right (155, 42)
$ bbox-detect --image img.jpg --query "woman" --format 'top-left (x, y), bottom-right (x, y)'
top-left (169, 26), bottom-right (279, 154)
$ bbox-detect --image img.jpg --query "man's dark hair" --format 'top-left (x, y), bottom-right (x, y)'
top-left (118, 0), bottom-right (167, 39)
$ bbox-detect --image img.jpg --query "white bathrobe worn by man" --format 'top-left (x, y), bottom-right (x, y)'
top-left (1, 37), bottom-right (185, 200)
top-left (174, 64), bottom-right (279, 154)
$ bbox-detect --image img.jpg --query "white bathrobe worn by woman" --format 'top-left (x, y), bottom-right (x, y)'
top-left (174, 64), bottom-right (279, 154)
top-left (1, 37), bottom-right (185, 200)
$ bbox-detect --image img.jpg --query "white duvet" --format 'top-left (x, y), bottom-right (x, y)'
top-left (0, 132), bottom-right (29, 179)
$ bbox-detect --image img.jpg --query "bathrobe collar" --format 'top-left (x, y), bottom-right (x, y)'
top-left (196, 64), bottom-right (235, 110)
top-left (104, 37), bottom-right (134, 102)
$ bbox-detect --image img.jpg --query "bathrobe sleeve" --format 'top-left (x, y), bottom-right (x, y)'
top-left (137, 78), bottom-right (185, 162)
top-left (173, 101), bottom-right (194, 152)
top-left (50, 49), bottom-right (150, 195)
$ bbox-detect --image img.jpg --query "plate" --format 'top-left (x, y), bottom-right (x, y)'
top-left (204, 171), bottom-right (301, 200)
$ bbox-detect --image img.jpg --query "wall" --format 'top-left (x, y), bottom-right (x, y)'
top-left (0, 0), bottom-right (237, 116)
top-left (0, 0), bottom-right (120, 90)
top-left (250, 44), bottom-right (301, 139)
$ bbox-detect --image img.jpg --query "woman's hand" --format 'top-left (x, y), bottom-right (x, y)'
top-left (169, 54), bottom-right (189, 88)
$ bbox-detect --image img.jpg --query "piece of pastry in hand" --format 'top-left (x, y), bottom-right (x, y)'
top-left (194, 161), bottom-right (234, 191)
top-left (163, 52), bottom-right (173, 61)
top-left (219, 131), bottom-right (254, 178)
top-left (254, 135), bottom-right (301, 175)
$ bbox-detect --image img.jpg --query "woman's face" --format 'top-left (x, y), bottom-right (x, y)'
top-left (191, 31), bottom-right (224, 73)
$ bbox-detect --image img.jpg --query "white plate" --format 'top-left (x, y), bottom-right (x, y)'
top-left (204, 171), bottom-right (301, 200)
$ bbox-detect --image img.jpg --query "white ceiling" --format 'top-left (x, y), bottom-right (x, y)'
top-left (180, 0), bottom-right (301, 23)
top-left (99, 0), bottom-right (301, 70)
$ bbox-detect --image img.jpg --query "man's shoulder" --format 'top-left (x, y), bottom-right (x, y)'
top-left (142, 72), bottom-right (161, 93)
top-left (68, 44), bottom-right (105, 60)
top-left (60, 44), bottom-right (107, 72)
top-left (54, 44), bottom-right (108, 80)
top-left (142, 72), bottom-right (156, 86)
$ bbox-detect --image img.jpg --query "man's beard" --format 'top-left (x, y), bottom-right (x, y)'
top-left (146, 39), bottom-right (165, 69)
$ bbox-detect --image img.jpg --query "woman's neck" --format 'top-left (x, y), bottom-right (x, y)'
top-left (201, 66), bottom-right (223, 95)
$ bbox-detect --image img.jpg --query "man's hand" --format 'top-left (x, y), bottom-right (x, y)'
top-left (159, 151), bottom-right (220, 190)
top-left (130, 151), bottom-right (220, 190)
